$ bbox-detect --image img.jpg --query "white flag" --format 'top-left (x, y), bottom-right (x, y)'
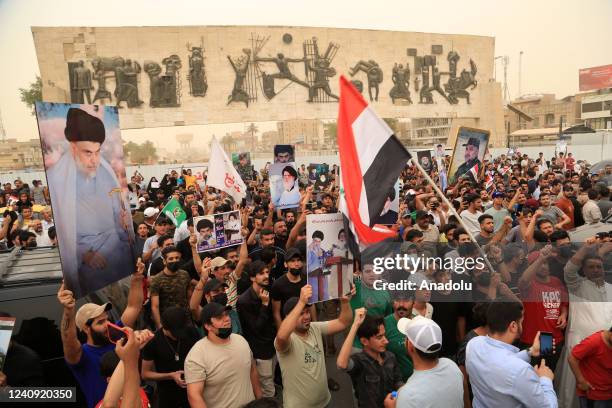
top-left (207, 137), bottom-right (247, 202)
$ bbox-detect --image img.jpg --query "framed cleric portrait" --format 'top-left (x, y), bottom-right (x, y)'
top-left (35, 102), bottom-right (135, 299)
top-left (447, 126), bottom-right (490, 185)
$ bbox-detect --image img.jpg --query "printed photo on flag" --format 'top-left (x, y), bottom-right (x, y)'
top-left (232, 152), bottom-right (254, 181)
top-left (161, 198), bottom-right (187, 227)
top-left (194, 210), bottom-right (242, 253)
top-left (35, 102), bottom-right (135, 299)
top-left (447, 126), bottom-right (489, 185)
top-left (306, 213), bottom-right (354, 303)
top-left (270, 162), bottom-right (300, 209)
top-left (416, 150), bottom-right (433, 173)
top-left (274, 144), bottom-right (294, 164)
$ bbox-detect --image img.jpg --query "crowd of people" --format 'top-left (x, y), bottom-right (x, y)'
top-left (0, 149), bottom-right (611, 408)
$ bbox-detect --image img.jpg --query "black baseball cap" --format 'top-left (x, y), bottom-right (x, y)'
top-left (285, 247), bottom-right (303, 261)
top-left (282, 296), bottom-right (311, 319)
top-left (155, 216), bottom-right (170, 225)
top-left (203, 278), bottom-right (228, 294)
top-left (200, 302), bottom-right (231, 326)
top-left (415, 210), bottom-right (429, 220)
top-left (463, 137), bottom-right (480, 148)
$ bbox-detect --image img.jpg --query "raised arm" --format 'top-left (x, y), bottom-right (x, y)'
top-left (113, 328), bottom-right (143, 408)
top-left (337, 308), bottom-right (366, 370)
top-left (233, 231), bottom-right (250, 279)
top-left (121, 258), bottom-right (145, 328)
top-left (327, 285), bottom-right (356, 335)
top-left (189, 234), bottom-right (203, 274)
top-left (57, 282), bottom-right (82, 365)
top-left (264, 203), bottom-right (275, 229)
top-left (275, 285), bottom-right (312, 353)
top-left (518, 245), bottom-right (552, 293)
top-left (286, 209), bottom-right (310, 249)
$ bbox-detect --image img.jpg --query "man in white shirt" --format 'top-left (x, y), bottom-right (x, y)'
top-left (582, 189), bottom-right (602, 224)
top-left (459, 193), bottom-right (483, 236)
top-left (384, 316), bottom-right (463, 408)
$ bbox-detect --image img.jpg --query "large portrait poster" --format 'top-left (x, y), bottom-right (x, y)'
top-left (35, 102), bottom-right (135, 299)
top-left (232, 152), bottom-right (254, 181)
top-left (194, 210), bottom-right (243, 253)
top-left (306, 213), bottom-right (354, 303)
top-left (447, 127), bottom-right (490, 185)
top-left (270, 162), bottom-right (300, 209)
top-left (0, 316), bottom-right (15, 371)
top-left (416, 150), bottom-right (433, 173)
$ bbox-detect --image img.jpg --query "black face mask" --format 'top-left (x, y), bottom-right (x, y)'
top-left (288, 268), bottom-right (302, 276)
top-left (217, 326), bottom-right (232, 339)
top-left (212, 293), bottom-right (228, 306)
top-left (26, 241), bottom-right (37, 249)
top-left (166, 261), bottom-right (180, 272)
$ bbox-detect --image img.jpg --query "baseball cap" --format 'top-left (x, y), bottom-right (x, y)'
top-left (138, 197), bottom-right (146, 203)
top-left (144, 207), bottom-right (159, 218)
top-left (282, 296), bottom-right (311, 319)
top-left (200, 302), bottom-right (232, 325)
top-left (401, 210), bottom-right (412, 219)
top-left (210, 257), bottom-right (229, 270)
top-left (76, 302), bottom-right (112, 331)
top-left (285, 247), bottom-right (303, 261)
top-left (203, 278), bottom-right (228, 294)
top-left (492, 191), bottom-right (505, 199)
top-left (397, 315), bottom-right (442, 353)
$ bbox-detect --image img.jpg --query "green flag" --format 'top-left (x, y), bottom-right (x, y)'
top-left (160, 198), bottom-right (187, 227)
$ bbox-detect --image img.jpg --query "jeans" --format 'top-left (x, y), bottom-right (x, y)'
top-left (256, 356), bottom-right (277, 398)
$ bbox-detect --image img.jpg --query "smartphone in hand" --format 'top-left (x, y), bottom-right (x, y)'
top-left (539, 332), bottom-right (553, 356)
top-left (107, 322), bottom-right (128, 344)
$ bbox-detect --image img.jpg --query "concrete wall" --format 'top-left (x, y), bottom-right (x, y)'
top-left (32, 25), bottom-right (505, 146)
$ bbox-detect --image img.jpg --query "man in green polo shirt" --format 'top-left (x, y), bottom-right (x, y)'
top-left (350, 262), bottom-right (393, 350)
top-left (384, 294), bottom-right (415, 381)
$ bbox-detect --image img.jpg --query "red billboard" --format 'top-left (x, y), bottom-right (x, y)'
top-left (579, 64), bottom-right (612, 91)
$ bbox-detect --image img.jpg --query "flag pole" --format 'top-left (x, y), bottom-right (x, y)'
top-left (408, 157), bottom-right (497, 274)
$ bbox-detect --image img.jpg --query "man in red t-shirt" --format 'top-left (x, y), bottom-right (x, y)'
top-left (518, 246), bottom-right (568, 371)
top-left (555, 186), bottom-right (575, 230)
top-left (565, 152), bottom-right (576, 171)
top-left (568, 328), bottom-right (612, 406)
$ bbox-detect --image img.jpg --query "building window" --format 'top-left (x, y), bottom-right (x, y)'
top-left (582, 102), bottom-right (603, 113)
top-left (545, 113), bottom-right (555, 125)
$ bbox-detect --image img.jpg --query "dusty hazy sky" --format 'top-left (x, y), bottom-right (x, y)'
top-left (0, 0), bottom-right (610, 151)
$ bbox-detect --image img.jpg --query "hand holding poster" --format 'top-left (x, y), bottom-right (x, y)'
top-left (195, 210), bottom-right (243, 252)
top-left (35, 102), bottom-right (135, 299)
top-left (306, 213), bottom-right (354, 303)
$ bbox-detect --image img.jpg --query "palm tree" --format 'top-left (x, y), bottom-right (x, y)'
top-left (246, 122), bottom-right (259, 151)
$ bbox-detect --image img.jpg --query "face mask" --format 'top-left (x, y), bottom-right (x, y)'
top-left (212, 293), bottom-right (228, 306)
top-left (217, 326), bottom-right (232, 339)
top-left (166, 261), bottom-right (180, 272)
top-left (288, 268), bottom-right (302, 276)
top-left (27, 241), bottom-right (37, 249)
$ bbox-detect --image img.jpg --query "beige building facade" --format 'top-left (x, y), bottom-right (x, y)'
top-left (0, 139), bottom-right (44, 170)
top-left (32, 25), bottom-right (505, 147)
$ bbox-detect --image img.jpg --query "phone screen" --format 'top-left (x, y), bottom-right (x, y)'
top-left (540, 332), bottom-right (553, 356)
top-left (107, 323), bottom-right (127, 344)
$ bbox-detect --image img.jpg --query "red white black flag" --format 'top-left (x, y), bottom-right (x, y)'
top-left (337, 76), bottom-right (411, 247)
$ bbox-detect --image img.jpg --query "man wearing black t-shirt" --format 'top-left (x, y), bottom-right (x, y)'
top-left (142, 307), bottom-right (200, 408)
top-left (270, 247), bottom-right (306, 329)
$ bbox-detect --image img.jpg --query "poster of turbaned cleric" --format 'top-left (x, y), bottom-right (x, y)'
top-left (416, 150), bottom-right (433, 173)
top-left (306, 213), bottom-right (354, 303)
top-left (270, 162), bottom-right (300, 209)
top-left (232, 152), bottom-right (254, 181)
top-left (194, 210), bottom-right (242, 253)
top-left (447, 127), bottom-right (490, 185)
top-left (35, 102), bottom-right (135, 299)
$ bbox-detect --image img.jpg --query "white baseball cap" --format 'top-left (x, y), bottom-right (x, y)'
top-left (144, 207), bottom-right (159, 218)
top-left (397, 315), bottom-right (442, 354)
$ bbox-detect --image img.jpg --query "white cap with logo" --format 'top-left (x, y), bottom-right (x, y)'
top-left (397, 315), bottom-right (442, 353)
